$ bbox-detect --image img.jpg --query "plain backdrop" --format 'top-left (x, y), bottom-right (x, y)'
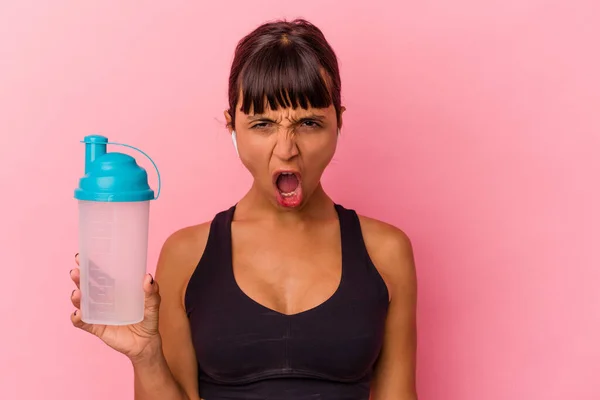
top-left (1, 1), bottom-right (599, 399)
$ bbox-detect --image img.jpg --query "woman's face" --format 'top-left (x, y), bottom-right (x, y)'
top-left (226, 100), bottom-right (343, 210)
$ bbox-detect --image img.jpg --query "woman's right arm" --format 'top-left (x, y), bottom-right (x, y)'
top-left (133, 224), bottom-right (211, 400)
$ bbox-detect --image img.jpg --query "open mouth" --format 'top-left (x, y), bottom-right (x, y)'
top-left (274, 171), bottom-right (303, 207)
top-left (275, 171), bottom-right (300, 196)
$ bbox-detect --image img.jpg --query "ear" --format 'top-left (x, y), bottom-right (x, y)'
top-left (224, 109), bottom-right (233, 134)
top-left (338, 106), bottom-right (346, 130)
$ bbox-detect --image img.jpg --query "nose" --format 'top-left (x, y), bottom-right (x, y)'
top-left (272, 130), bottom-right (299, 161)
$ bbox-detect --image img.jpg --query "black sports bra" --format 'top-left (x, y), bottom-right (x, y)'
top-left (184, 204), bottom-right (389, 400)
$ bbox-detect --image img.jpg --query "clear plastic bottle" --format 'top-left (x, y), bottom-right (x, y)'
top-left (74, 135), bottom-right (160, 325)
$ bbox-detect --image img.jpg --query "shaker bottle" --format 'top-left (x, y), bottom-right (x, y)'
top-left (74, 135), bottom-right (161, 325)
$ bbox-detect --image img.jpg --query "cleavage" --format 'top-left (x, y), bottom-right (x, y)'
top-left (231, 220), bottom-right (342, 316)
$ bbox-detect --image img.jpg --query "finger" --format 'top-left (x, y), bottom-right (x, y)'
top-left (139, 274), bottom-right (161, 332)
top-left (69, 268), bottom-right (80, 289)
top-left (144, 273), bottom-right (161, 313)
top-left (70, 310), bottom-right (105, 337)
top-left (70, 288), bottom-right (80, 309)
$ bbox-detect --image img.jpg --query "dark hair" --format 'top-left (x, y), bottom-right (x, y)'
top-left (227, 18), bottom-right (342, 129)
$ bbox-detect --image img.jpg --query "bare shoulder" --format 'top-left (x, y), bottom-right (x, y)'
top-left (154, 220), bottom-right (213, 305)
top-left (357, 214), bottom-right (417, 301)
top-left (159, 221), bottom-right (212, 264)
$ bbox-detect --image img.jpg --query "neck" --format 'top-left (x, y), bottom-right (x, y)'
top-left (235, 181), bottom-right (336, 223)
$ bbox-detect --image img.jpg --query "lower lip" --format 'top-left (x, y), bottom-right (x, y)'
top-left (275, 184), bottom-right (303, 208)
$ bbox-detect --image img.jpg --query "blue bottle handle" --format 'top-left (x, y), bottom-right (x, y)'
top-left (81, 139), bottom-right (162, 200)
top-left (108, 141), bottom-right (161, 200)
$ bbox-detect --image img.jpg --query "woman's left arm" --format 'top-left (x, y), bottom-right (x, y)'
top-left (367, 223), bottom-right (418, 400)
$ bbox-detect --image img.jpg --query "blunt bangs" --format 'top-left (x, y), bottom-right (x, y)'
top-left (237, 44), bottom-right (333, 115)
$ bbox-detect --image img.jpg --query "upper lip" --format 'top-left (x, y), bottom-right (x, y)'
top-left (272, 169), bottom-right (302, 184)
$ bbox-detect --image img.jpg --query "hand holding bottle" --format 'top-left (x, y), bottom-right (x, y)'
top-left (70, 253), bottom-right (163, 363)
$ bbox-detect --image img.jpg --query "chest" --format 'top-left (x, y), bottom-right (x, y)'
top-left (185, 206), bottom-right (391, 386)
top-left (230, 220), bottom-right (342, 316)
top-left (192, 296), bottom-right (388, 384)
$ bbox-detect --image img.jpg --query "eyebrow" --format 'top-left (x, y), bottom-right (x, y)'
top-left (247, 113), bottom-right (327, 122)
top-left (247, 115), bottom-right (274, 122)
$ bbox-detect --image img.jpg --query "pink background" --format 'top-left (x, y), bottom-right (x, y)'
top-left (1, 1), bottom-right (599, 399)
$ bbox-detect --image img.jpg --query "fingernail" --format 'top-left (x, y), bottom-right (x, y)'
top-left (73, 310), bottom-right (77, 316)
top-left (75, 253), bottom-right (79, 258)
top-left (69, 269), bottom-right (73, 275)
top-left (150, 274), bottom-right (154, 284)
top-left (71, 290), bottom-right (75, 298)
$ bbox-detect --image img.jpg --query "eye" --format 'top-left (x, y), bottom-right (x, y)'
top-left (250, 122), bottom-right (271, 129)
top-left (299, 119), bottom-right (321, 128)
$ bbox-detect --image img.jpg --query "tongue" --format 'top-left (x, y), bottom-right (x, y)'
top-left (276, 174), bottom-right (299, 193)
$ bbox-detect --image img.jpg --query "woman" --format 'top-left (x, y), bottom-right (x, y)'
top-left (70, 18), bottom-right (418, 400)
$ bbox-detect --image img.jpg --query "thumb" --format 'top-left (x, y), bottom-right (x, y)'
top-left (139, 273), bottom-right (161, 333)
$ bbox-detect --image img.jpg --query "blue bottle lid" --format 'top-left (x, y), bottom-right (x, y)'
top-left (74, 135), bottom-right (161, 202)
